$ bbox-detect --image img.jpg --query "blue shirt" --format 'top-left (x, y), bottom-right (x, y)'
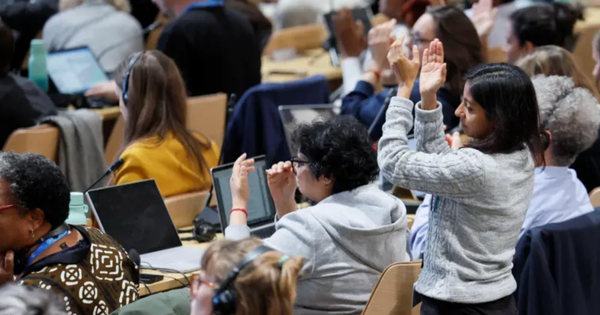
top-left (410, 167), bottom-right (594, 259)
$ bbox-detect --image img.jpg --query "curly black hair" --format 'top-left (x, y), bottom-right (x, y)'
top-left (291, 115), bottom-right (379, 194)
top-left (0, 152), bottom-right (70, 228)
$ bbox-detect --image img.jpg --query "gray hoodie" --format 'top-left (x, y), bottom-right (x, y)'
top-left (225, 184), bottom-right (409, 315)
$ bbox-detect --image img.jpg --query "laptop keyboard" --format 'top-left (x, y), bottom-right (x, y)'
top-left (251, 226), bottom-right (276, 239)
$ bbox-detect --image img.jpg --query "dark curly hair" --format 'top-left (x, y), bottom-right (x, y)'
top-left (0, 152), bottom-right (70, 228)
top-left (291, 116), bottom-right (379, 194)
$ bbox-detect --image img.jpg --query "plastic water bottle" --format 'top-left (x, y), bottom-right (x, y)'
top-left (66, 192), bottom-right (89, 225)
top-left (28, 39), bottom-right (48, 92)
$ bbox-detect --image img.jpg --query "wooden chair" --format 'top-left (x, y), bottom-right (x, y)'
top-left (590, 187), bottom-right (600, 208)
top-left (407, 214), bottom-right (415, 230)
top-left (164, 190), bottom-right (210, 228)
top-left (573, 24), bottom-right (600, 84)
top-left (145, 14), bottom-right (170, 51)
top-left (392, 186), bottom-right (419, 203)
top-left (362, 260), bottom-right (423, 315)
top-left (3, 124), bottom-right (60, 162)
top-left (187, 93), bottom-right (228, 149)
top-left (263, 24), bottom-right (328, 56)
top-left (104, 113), bottom-right (125, 165)
top-left (487, 47), bottom-right (507, 63)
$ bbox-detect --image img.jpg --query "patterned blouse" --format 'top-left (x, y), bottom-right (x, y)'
top-left (18, 226), bottom-right (139, 315)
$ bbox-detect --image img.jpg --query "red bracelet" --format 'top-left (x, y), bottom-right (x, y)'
top-left (230, 208), bottom-right (248, 217)
top-left (368, 69), bottom-right (381, 81)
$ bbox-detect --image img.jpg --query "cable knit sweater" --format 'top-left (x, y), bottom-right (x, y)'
top-left (378, 97), bottom-right (535, 303)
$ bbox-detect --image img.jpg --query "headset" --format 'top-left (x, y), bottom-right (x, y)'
top-left (212, 246), bottom-right (275, 315)
top-left (122, 52), bottom-right (143, 106)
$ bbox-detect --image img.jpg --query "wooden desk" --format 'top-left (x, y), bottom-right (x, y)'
top-left (92, 107), bottom-right (121, 121)
top-left (139, 232), bottom-right (224, 297)
top-left (262, 49), bottom-right (342, 85)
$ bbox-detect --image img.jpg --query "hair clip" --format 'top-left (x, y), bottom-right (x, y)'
top-left (278, 255), bottom-right (290, 268)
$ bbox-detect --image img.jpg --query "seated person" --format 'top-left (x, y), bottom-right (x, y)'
top-left (43, 0), bottom-right (144, 73)
top-left (411, 75), bottom-right (599, 259)
top-left (153, 0), bottom-right (260, 97)
top-left (0, 284), bottom-right (67, 315)
top-left (518, 46), bottom-right (600, 192)
top-left (114, 238), bottom-right (304, 315)
top-left (226, 116), bottom-right (409, 314)
top-left (0, 21), bottom-right (57, 148)
top-left (341, 6), bottom-right (484, 134)
top-left (111, 51), bottom-right (220, 197)
top-left (504, 2), bottom-right (582, 64)
top-left (225, 0), bottom-right (272, 52)
top-left (0, 152), bottom-right (139, 314)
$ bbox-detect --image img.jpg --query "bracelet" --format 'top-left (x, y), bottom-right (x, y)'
top-left (367, 69), bottom-right (381, 81)
top-left (230, 208), bottom-right (248, 217)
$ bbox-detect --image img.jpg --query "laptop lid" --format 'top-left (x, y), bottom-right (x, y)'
top-left (210, 155), bottom-right (276, 231)
top-left (278, 104), bottom-right (337, 156)
top-left (86, 179), bottom-right (183, 255)
top-left (46, 46), bottom-right (110, 95)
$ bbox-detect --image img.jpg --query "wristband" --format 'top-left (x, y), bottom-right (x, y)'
top-left (367, 69), bottom-right (381, 81)
top-left (230, 208), bottom-right (248, 217)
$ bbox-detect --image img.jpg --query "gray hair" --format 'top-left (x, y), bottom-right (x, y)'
top-left (532, 75), bottom-right (600, 166)
top-left (0, 284), bottom-right (67, 315)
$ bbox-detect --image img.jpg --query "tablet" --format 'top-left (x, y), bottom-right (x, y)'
top-left (46, 46), bottom-right (110, 95)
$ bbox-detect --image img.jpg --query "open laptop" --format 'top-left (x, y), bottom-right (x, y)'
top-left (279, 104), bottom-right (338, 156)
top-left (86, 179), bottom-right (205, 273)
top-left (211, 156), bottom-right (277, 239)
top-left (46, 46), bottom-right (110, 95)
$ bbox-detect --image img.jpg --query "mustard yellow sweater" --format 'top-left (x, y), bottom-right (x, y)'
top-left (114, 133), bottom-right (219, 197)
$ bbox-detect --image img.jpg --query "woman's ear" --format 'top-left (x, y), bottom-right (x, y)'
top-left (319, 175), bottom-right (333, 186)
top-left (27, 208), bottom-right (46, 232)
top-left (524, 41), bottom-right (536, 53)
top-left (542, 130), bottom-right (552, 151)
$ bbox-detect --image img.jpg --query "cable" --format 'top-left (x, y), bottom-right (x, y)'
top-left (140, 261), bottom-right (192, 287)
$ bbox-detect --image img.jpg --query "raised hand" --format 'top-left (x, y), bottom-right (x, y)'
top-left (0, 251), bottom-right (14, 286)
top-left (230, 153), bottom-right (256, 210)
top-left (368, 18), bottom-right (397, 71)
top-left (332, 8), bottom-right (367, 57)
top-left (387, 36), bottom-right (420, 89)
top-left (471, 0), bottom-right (498, 39)
top-left (419, 39), bottom-right (447, 102)
top-left (266, 161), bottom-right (298, 216)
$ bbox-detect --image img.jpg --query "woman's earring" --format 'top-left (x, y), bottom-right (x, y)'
top-left (30, 230), bottom-right (35, 238)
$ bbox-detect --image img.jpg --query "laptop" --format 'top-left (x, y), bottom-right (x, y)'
top-left (86, 179), bottom-right (205, 273)
top-left (278, 104), bottom-right (337, 156)
top-left (324, 7), bottom-right (373, 51)
top-left (211, 156), bottom-right (277, 239)
top-left (46, 46), bottom-right (110, 95)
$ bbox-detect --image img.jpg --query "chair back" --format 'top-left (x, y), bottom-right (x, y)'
top-left (164, 190), bottom-right (210, 228)
top-left (362, 260), bottom-right (422, 315)
top-left (407, 214), bottom-right (415, 229)
top-left (105, 114), bottom-right (125, 165)
top-left (3, 124), bottom-right (59, 162)
top-left (487, 47), bottom-right (507, 63)
top-left (187, 93), bottom-right (228, 149)
top-left (145, 14), bottom-right (170, 51)
top-left (590, 187), bottom-right (600, 208)
top-left (573, 24), bottom-right (600, 84)
top-left (263, 24), bottom-right (327, 56)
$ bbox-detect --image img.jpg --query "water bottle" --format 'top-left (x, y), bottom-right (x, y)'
top-left (28, 39), bottom-right (48, 92)
top-left (67, 192), bottom-right (89, 225)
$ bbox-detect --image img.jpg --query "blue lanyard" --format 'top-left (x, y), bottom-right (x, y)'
top-left (27, 230), bottom-right (70, 266)
top-left (183, 0), bottom-right (224, 14)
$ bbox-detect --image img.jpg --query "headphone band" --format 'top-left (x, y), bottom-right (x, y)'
top-left (215, 245), bottom-right (274, 295)
top-left (122, 51), bottom-right (143, 105)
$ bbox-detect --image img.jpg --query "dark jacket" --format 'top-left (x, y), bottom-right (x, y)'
top-left (513, 208), bottom-right (600, 315)
top-left (570, 126), bottom-right (600, 192)
top-left (341, 80), bottom-right (461, 139)
top-left (221, 75), bottom-right (329, 166)
top-left (0, 73), bottom-right (56, 147)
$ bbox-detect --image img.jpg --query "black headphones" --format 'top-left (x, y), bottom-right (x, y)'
top-left (180, 218), bottom-right (217, 243)
top-left (122, 52), bottom-right (143, 106)
top-left (212, 246), bottom-right (275, 315)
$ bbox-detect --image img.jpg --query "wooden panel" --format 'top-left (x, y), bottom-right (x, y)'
top-left (362, 261), bottom-right (422, 315)
top-left (263, 24), bottom-right (328, 56)
top-left (187, 93), bottom-right (228, 149)
top-left (3, 124), bottom-right (59, 162)
top-left (164, 190), bottom-right (210, 228)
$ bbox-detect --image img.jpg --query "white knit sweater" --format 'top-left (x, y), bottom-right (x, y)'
top-left (378, 97), bottom-right (535, 303)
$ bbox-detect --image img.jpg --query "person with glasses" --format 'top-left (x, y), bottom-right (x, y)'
top-left (341, 6), bottom-right (484, 136)
top-left (0, 152), bottom-right (139, 315)
top-left (226, 115), bottom-right (409, 315)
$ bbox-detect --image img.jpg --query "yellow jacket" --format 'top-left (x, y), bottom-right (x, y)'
top-left (114, 132), bottom-right (219, 197)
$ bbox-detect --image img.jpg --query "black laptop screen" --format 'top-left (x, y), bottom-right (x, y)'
top-left (87, 180), bottom-right (182, 255)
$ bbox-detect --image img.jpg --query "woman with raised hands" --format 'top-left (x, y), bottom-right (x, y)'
top-left (378, 37), bottom-right (544, 314)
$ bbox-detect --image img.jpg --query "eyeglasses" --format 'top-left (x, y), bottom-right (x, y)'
top-left (290, 157), bottom-right (310, 175)
top-left (190, 273), bottom-right (219, 297)
top-left (0, 204), bottom-right (14, 211)
top-left (410, 32), bottom-right (435, 46)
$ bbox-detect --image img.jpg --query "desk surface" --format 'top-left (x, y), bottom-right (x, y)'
top-left (139, 232), bottom-right (224, 296)
top-left (262, 49), bottom-right (342, 83)
top-left (92, 107), bottom-right (121, 121)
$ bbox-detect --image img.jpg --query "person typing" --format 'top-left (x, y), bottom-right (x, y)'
top-left (226, 116), bottom-right (409, 315)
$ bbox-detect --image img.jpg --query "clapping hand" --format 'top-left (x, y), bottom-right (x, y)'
top-left (230, 154), bottom-right (256, 210)
top-left (387, 36), bottom-right (420, 97)
top-left (472, 0), bottom-right (498, 39)
top-left (0, 251), bottom-right (14, 286)
top-left (368, 19), bottom-right (397, 71)
top-left (419, 39), bottom-right (447, 109)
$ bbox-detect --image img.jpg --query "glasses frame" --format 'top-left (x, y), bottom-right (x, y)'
top-left (190, 273), bottom-right (219, 297)
top-left (290, 157), bottom-right (310, 175)
top-left (0, 204), bottom-right (14, 211)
